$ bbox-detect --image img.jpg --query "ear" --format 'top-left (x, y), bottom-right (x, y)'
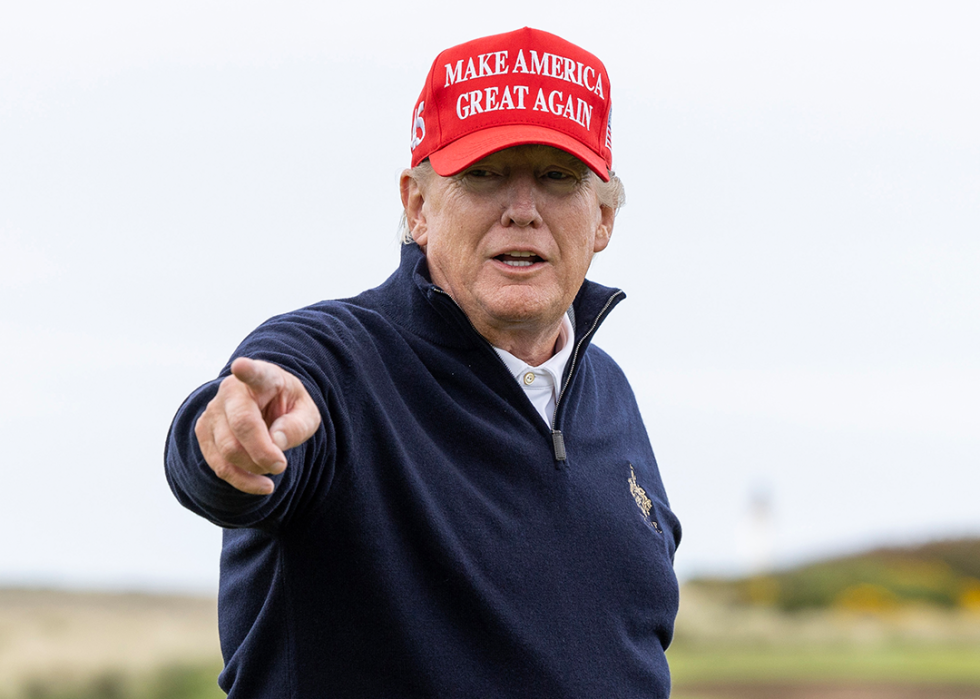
top-left (593, 204), bottom-right (615, 253)
top-left (399, 170), bottom-right (428, 247)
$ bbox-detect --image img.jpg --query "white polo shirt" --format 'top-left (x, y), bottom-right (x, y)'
top-left (492, 313), bottom-right (574, 427)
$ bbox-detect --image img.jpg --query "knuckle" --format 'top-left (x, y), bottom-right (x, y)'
top-left (268, 367), bottom-right (285, 389)
top-left (194, 415), bottom-right (207, 441)
top-left (210, 459), bottom-right (233, 481)
top-left (216, 375), bottom-right (239, 397)
top-left (213, 431), bottom-right (243, 459)
top-left (227, 408), bottom-right (257, 437)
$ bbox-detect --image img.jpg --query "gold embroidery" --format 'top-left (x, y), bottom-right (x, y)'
top-left (629, 464), bottom-right (653, 519)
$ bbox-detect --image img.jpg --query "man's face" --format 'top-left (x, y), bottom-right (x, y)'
top-left (402, 145), bottom-right (614, 347)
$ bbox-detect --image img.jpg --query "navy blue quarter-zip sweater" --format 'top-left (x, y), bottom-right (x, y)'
top-left (165, 243), bottom-right (680, 698)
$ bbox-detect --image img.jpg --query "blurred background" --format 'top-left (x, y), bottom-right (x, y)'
top-left (2, 1), bottom-right (978, 697)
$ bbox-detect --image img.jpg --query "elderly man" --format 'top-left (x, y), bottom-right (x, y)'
top-left (166, 27), bottom-right (680, 698)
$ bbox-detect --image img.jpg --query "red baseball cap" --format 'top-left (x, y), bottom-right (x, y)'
top-left (409, 27), bottom-right (613, 182)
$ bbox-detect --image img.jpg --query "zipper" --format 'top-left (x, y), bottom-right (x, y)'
top-left (549, 290), bottom-right (624, 462)
top-left (433, 286), bottom-right (624, 463)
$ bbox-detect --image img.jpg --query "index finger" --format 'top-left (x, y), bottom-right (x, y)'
top-left (231, 357), bottom-right (286, 398)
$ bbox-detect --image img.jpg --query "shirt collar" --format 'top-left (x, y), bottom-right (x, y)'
top-left (492, 312), bottom-right (575, 394)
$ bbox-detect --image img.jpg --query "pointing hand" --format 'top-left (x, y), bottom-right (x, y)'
top-left (195, 357), bottom-right (321, 495)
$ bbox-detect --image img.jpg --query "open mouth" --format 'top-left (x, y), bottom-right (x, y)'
top-left (495, 251), bottom-right (543, 268)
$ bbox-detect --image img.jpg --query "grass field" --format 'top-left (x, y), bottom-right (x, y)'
top-left (0, 588), bottom-right (223, 699)
top-left (670, 579), bottom-right (980, 699)
top-left (4, 662), bottom-right (226, 699)
top-left (670, 643), bottom-right (980, 684)
top-left (672, 684), bottom-right (980, 699)
top-left (3, 578), bottom-right (980, 698)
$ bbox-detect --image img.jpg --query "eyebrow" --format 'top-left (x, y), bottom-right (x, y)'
top-left (465, 153), bottom-right (590, 174)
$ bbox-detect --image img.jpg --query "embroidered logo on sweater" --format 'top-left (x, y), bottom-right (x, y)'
top-left (629, 464), bottom-right (663, 534)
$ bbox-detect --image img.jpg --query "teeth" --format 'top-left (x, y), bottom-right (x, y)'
top-left (507, 251), bottom-right (534, 257)
top-left (503, 260), bottom-right (533, 267)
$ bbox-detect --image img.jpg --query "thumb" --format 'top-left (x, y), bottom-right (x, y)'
top-left (268, 390), bottom-right (322, 451)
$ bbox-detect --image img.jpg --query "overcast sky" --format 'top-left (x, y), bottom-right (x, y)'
top-left (2, 1), bottom-right (978, 592)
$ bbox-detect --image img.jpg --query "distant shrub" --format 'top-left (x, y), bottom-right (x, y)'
top-left (833, 583), bottom-right (901, 612)
top-left (688, 537), bottom-right (980, 612)
top-left (959, 579), bottom-right (980, 612)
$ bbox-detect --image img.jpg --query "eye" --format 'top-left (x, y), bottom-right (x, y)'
top-left (464, 168), bottom-right (494, 179)
top-left (542, 169), bottom-right (582, 184)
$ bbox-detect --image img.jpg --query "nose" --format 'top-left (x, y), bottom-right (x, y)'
top-left (500, 173), bottom-right (543, 228)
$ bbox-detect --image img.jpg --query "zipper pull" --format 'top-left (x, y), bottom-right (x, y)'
top-left (551, 430), bottom-right (567, 462)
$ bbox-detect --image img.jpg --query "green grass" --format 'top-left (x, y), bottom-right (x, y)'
top-left (144, 663), bottom-right (226, 699)
top-left (10, 648), bottom-right (980, 698)
top-left (667, 643), bottom-right (980, 686)
top-left (6, 662), bottom-right (226, 699)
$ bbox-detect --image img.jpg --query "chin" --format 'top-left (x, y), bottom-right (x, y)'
top-left (475, 278), bottom-right (569, 324)
top-left (487, 295), bottom-right (562, 326)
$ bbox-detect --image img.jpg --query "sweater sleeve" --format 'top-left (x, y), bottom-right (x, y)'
top-left (164, 311), bottom-right (341, 532)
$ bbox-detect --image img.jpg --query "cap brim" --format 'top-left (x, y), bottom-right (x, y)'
top-left (427, 125), bottom-right (611, 182)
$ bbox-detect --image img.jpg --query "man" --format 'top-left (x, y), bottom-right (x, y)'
top-left (166, 27), bottom-right (680, 698)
